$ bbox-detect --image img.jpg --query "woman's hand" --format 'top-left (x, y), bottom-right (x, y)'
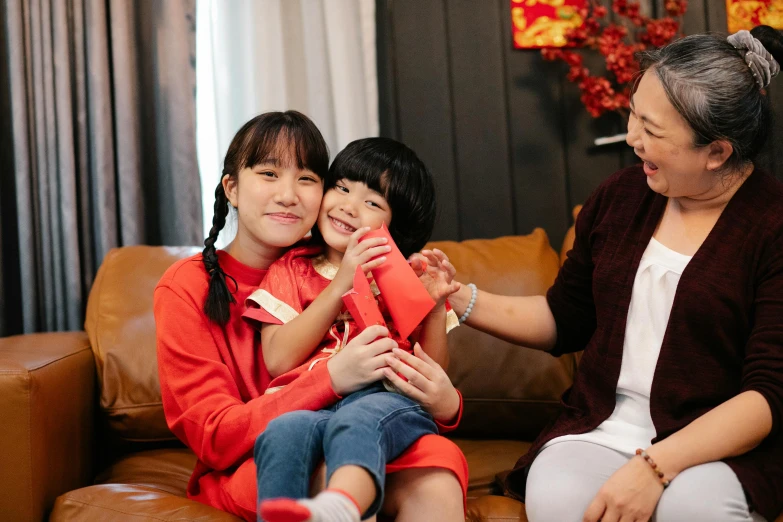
top-left (382, 342), bottom-right (460, 423)
top-left (582, 456), bottom-right (664, 522)
top-left (327, 325), bottom-right (396, 396)
top-left (409, 249), bottom-right (460, 307)
top-left (332, 227), bottom-right (390, 293)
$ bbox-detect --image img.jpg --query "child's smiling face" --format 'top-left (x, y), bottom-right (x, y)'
top-left (318, 178), bottom-right (393, 254)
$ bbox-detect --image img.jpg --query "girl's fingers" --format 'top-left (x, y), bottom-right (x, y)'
top-left (347, 325), bottom-right (389, 347)
top-left (369, 368), bottom-right (387, 382)
top-left (365, 336), bottom-right (398, 357)
top-left (346, 227), bottom-right (371, 251)
top-left (386, 350), bottom-right (434, 386)
top-left (412, 342), bottom-right (437, 367)
top-left (350, 236), bottom-right (388, 256)
top-left (358, 245), bottom-right (391, 262)
top-left (382, 368), bottom-right (427, 403)
top-left (361, 257), bottom-right (387, 273)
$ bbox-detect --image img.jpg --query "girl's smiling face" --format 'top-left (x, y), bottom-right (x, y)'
top-left (224, 145), bottom-right (324, 255)
top-left (317, 178), bottom-right (393, 259)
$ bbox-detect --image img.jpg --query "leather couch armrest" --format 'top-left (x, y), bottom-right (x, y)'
top-left (0, 332), bottom-right (96, 521)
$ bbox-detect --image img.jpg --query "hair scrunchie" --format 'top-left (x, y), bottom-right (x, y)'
top-left (728, 30), bottom-right (781, 89)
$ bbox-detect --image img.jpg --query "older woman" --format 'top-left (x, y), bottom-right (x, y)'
top-left (444, 26), bottom-right (783, 522)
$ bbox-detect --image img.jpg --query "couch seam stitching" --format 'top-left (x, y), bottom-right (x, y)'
top-left (60, 497), bottom-right (189, 521)
top-left (24, 372), bottom-right (33, 520)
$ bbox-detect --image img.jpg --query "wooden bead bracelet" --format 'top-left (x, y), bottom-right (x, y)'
top-left (635, 448), bottom-right (671, 488)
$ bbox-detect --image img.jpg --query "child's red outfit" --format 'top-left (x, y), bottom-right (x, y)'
top-left (242, 245), bottom-right (460, 392)
top-left (154, 250), bottom-right (468, 522)
top-left (243, 245), bottom-right (463, 517)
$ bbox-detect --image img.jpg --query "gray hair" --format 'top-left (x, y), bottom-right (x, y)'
top-left (636, 26), bottom-right (783, 173)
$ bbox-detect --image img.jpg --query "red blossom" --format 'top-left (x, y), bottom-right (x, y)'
top-left (642, 18), bottom-right (680, 48)
top-left (664, 0), bottom-right (688, 17)
top-left (540, 0), bottom-right (687, 117)
top-left (593, 5), bottom-right (608, 18)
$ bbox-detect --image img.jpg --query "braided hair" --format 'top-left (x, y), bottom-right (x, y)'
top-left (202, 111), bottom-right (329, 325)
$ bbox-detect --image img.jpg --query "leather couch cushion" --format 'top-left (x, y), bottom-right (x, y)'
top-left (85, 246), bottom-right (199, 443)
top-left (453, 439), bottom-right (531, 499)
top-left (466, 495), bottom-right (528, 522)
top-left (50, 483), bottom-right (242, 522)
top-left (94, 448), bottom-right (195, 495)
top-left (429, 230), bottom-right (578, 438)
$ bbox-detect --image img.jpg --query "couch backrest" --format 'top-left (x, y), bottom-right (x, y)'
top-left (430, 229), bottom-right (579, 439)
top-left (85, 246), bottom-right (199, 444)
top-left (85, 227), bottom-right (578, 445)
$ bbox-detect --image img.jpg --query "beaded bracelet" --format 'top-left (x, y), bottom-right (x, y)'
top-left (635, 448), bottom-right (670, 488)
top-left (458, 283), bottom-right (477, 324)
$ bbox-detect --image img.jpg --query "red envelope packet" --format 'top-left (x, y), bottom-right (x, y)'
top-left (341, 266), bottom-right (386, 331)
top-left (361, 224), bottom-right (435, 339)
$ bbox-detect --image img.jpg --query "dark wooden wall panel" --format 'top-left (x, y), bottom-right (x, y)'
top-left (378, 0), bottom-right (783, 246)
top-left (498, 0), bottom-right (570, 242)
top-left (565, 1), bottom-right (623, 211)
top-left (385, 1), bottom-right (461, 241)
top-left (446, 0), bottom-right (515, 239)
top-left (706, 0), bottom-right (729, 32)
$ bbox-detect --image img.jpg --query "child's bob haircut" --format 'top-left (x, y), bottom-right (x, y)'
top-left (324, 137), bottom-right (436, 258)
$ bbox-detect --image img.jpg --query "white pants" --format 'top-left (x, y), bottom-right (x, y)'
top-left (525, 441), bottom-right (766, 522)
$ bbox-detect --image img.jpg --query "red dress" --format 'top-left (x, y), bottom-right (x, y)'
top-left (242, 245), bottom-right (459, 392)
top-left (154, 250), bottom-right (468, 521)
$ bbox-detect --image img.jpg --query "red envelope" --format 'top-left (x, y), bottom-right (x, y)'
top-left (361, 224), bottom-right (435, 339)
top-left (342, 266), bottom-right (386, 331)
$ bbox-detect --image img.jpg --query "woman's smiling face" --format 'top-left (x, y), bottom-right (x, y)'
top-left (626, 70), bottom-right (722, 199)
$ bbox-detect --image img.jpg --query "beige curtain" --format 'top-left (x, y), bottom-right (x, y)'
top-left (0, 0), bottom-right (202, 335)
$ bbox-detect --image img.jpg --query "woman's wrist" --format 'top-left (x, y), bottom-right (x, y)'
top-left (447, 283), bottom-right (471, 316)
top-left (645, 444), bottom-right (683, 482)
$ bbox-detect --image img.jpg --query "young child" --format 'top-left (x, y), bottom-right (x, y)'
top-left (242, 137), bottom-right (461, 522)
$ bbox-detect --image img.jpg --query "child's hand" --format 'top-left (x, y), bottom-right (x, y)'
top-left (410, 249), bottom-right (460, 307)
top-left (333, 227), bottom-right (391, 292)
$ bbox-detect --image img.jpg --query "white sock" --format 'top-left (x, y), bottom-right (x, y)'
top-left (300, 490), bottom-right (361, 522)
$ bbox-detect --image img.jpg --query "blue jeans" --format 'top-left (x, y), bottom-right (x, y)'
top-left (254, 382), bottom-right (437, 519)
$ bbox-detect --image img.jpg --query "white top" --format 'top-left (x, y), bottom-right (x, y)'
top-left (543, 237), bottom-right (692, 455)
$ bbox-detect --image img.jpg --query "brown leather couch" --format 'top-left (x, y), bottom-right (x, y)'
top-left (0, 224), bottom-right (575, 522)
top-left (4, 211), bottom-right (764, 522)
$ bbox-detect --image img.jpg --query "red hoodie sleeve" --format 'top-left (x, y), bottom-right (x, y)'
top-left (154, 284), bottom-right (340, 471)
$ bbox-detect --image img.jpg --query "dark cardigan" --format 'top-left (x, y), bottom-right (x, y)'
top-left (505, 165), bottom-right (783, 520)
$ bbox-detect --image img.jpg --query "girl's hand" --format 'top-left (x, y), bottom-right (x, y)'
top-left (409, 249), bottom-right (460, 307)
top-left (327, 325), bottom-right (396, 396)
top-left (582, 456), bottom-right (664, 522)
top-left (333, 227), bottom-right (391, 293)
top-left (382, 342), bottom-right (460, 423)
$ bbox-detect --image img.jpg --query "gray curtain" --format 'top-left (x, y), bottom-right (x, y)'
top-left (0, 0), bottom-right (202, 336)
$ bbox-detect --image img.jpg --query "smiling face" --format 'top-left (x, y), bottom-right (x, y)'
top-left (626, 70), bottom-right (733, 199)
top-left (317, 178), bottom-right (393, 261)
top-left (223, 146), bottom-right (324, 257)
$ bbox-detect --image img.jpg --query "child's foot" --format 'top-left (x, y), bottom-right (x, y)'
top-left (259, 490), bottom-right (361, 522)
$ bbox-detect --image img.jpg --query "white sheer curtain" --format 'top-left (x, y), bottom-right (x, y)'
top-left (196, 0), bottom-right (379, 241)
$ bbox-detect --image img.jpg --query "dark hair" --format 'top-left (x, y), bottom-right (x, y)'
top-left (203, 111), bottom-right (329, 325)
top-left (635, 26), bottom-right (783, 173)
top-left (321, 137), bottom-right (436, 259)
